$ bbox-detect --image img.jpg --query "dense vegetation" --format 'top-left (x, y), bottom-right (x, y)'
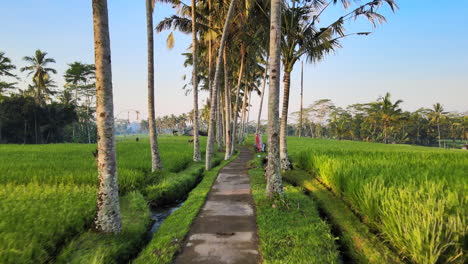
top-left (287, 96), bottom-right (467, 148)
top-left (0, 136), bottom-right (204, 264)
top-left (285, 137), bottom-right (467, 263)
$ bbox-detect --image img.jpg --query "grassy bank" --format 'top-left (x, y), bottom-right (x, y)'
top-left (283, 170), bottom-right (402, 264)
top-left (133, 152), bottom-right (236, 264)
top-left (247, 154), bottom-right (340, 264)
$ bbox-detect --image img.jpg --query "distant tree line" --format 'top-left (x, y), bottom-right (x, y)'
top-left (287, 94), bottom-right (467, 148)
top-left (0, 50), bottom-right (96, 144)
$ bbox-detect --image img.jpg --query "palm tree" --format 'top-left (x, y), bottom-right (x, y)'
top-left (374, 92), bottom-right (403, 144)
top-left (0, 51), bottom-right (18, 94)
top-left (205, 0), bottom-right (239, 169)
top-left (278, 0), bottom-right (397, 169)
top-left (429, 103), bottom-right (447, 148)
top-left (20, 50), bottom-right (57, 105)
top-left (146, 0), bottom-right (163, 171)
top-left (265, 0), bottom-right (284, 198)
top-left (91, 0), bottom-right (121, 233)
top-left (191, 0), bottom-right (202, 161)
top-left (64, 62), bottom-right (95, 140)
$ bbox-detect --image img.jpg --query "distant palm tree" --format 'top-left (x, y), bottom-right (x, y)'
top-left (91, 0), bottom-right (122, 233)
top-left (0, 51), bottom-right (18, 94)
top-left (375, 92), bottom-right (403, 144)
top-left (429, 103), bottom-right (447, 148)
top-left (64, 62), bottom-right (95, 102)
top-left (190, 0), bottom-right (202, 161)
top-left (20, 50), bottom-right (57, 105)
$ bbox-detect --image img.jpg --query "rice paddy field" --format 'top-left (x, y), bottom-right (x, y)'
top-left (0, 136), bottom-right (204, 264)
top-left (287, 137), bottom-right (468, 264)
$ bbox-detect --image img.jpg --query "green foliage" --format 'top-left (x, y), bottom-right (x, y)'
top-left (283, 170), bottom-right (402, 264)
top-left (248, 155), bottom-right (340, 264)
top-left (143, 163), bottom-right (205, 206)
top-left (0, 136), bottom-right (204, 264)
top-left (288, 137), bottom-right (467, 264)
top-left (0, 183), bottom-right (96, 264)
top-left (55, 191), bottom-right (151, 264)
top-left (133, 152), bottom-right (232, 264)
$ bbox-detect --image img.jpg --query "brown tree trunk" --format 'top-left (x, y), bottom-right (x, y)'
top-left (216, 84), bottom-right (223, 151)
top-left (230, 48), bottom-right (245, 155)
top-left (92, 0), bottom-right (122, 233)
top-left (147, 0), bottom-right (163, 170)
top-left (256, 61), bottom-right (268, 134)
top-left (299, 61), bottom-right (303, 137)
top-left (191, 0), bottom-right (201, 161)
top-left (266, 0), bottom-right (284, 197)
top-left (223, 48), bottom-right (232, 160)
top-left (205, 0), bottom-right (238, 169)
top-left (239, 85), bottom-right (248, 142)
top-left (279, 70), bottom-right (292, 170)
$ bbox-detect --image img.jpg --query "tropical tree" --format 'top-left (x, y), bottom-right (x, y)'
top-left (190, 0), bottom-right (202, 161)
top-left (0, 51), bottom-right (18, 95)
top-left (91, 0), bottom-right (121, 233)
top-left (374, 92), bottom-right (403, 144)
top-left (20, 50), bottom-right (57, 105)
top-left (265, 0), bottom-right (284, 198)
top-left (429, 103), bottom-right (447, 148)
top-left (146, 0), bottom-right (163, 171)
top-left (278, 0), bottom-right (397, 169)
top-left (205, 0), bottom-right (239, 169)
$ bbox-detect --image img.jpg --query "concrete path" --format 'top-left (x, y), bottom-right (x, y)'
top-left (174, 147), bottom-right (259, 264)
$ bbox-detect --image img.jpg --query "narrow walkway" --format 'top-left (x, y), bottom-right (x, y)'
top-left (174, 147), bottom-right (259, 264)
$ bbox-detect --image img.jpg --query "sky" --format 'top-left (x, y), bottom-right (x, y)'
top-left (1, 0), bottom-right (467, 122)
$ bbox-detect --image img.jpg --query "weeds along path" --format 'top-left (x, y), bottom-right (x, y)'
top-left (174, 147), bottom-right (259, 264)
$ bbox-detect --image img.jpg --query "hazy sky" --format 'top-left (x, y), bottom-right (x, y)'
top-left (1, 0), bottom-right (467, 122)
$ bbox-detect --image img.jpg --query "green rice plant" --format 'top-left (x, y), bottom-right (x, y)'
top-left (0, 183), bottom-right (96, 264)
top-left (285, 137), bottom-right (468, 264)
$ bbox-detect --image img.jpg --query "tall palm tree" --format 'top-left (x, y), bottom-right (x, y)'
top-left (191, 0), bottom-right (202, 161)
top-left (278, 0), bottom-right (397, 169)
top-left (265, 0), bottom-right (284, 198)
top-left (205, 0), bottom-right (238, 169)
top-left (146, 0), bottom-right (163, 171)
top-left (0, 51), bottom-right (18, 94)
top-left (91, 0), bottom-right (121, 233)
top-left (64, 62), bottom-right (95, 140)
top-left (20, 50), bottom-right (57, 105)
top-left (429, 103), bottom-right (447, 148)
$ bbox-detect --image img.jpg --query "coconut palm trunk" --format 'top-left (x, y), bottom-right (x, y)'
top-left (205, 0), bottom-right (238, 169)
top-left (266, 0), bottom-right (284, 197)
top-left (92, 0), bottom-right (122, 233)
top-left (191, 0), bottom-right (202, 161)
top-left (216, 87), bottom-right (223, 151)
top-left (279, 69), bottom-right (292, 170)
top-left (146, 0), bottom-right (163, 170)
top-left (239, 85), bottom-right (248, 142)
top-left (223, 47), bottom-right (232, 160)
top-left (299, 61), bottom-right (303, 137)
top-left (230, 48), bottom-right (245, 155)
top-left (256, 61), bottom-right (268, 134)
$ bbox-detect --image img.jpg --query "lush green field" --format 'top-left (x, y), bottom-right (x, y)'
top-left (287, 138), bottom-right (467, 264)
top-left (0, 136), bottom-right (204, 264)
